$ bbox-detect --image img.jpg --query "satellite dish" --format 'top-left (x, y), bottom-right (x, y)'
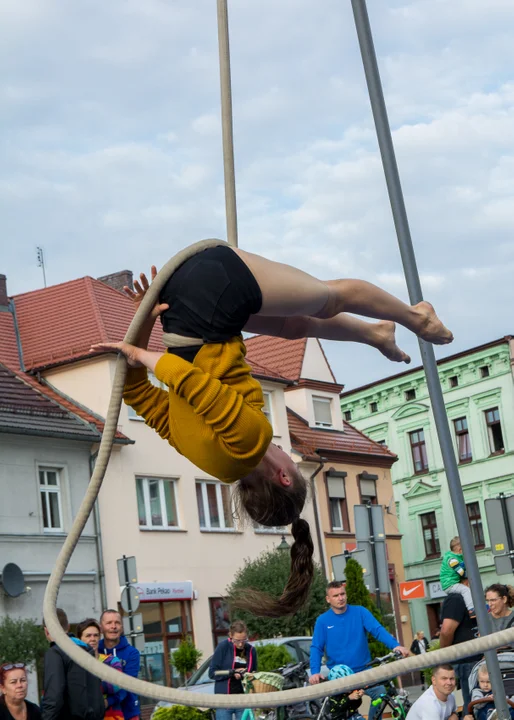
top-left (1, 563), bottom-right (25, 598)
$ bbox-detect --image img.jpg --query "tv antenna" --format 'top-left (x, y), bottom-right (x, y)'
top-left (36, 246), bottom-right (47, 288)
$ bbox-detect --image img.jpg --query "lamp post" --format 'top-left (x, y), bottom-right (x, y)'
top-left (277, 535), bottom-right (289, 551)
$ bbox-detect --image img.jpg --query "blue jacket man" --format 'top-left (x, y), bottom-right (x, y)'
top-left (99, 610), bottom-right (141, 720)
top-left (309, 582), bottom-right (408, 720)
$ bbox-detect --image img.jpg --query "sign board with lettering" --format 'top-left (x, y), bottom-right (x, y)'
top-left (428, 581), bottom-right (447, 600)
top-left (135, 581), bottom-right (194, 602)
top-left (399, 580), bottom-right (426, 601)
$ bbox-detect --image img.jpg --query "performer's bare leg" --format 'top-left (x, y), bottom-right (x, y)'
top-left (235, 248), bottom-right (453, 345)
top-left (244, 314), bottom-right (411, 363)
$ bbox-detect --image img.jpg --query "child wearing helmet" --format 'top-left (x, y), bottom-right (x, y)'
top-left (328, 665), bottom-right (365, 720)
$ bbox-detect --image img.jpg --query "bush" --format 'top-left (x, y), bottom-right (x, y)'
top-left (0, 617), bottom-right (47, 671)
top-left (255, 644), bottom-right (294, 672)
top-left (344, 558), bottom-right (390, 659)
top-left (170, 637), bottom-right (203, 685)
top-left (422, 640), bottom-right (440, 685)
top-left (227, 547), bottom-right (327, 638)
top-left (152, 706), bottom-right (211, 720)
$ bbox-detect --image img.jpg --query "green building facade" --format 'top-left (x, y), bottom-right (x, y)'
top-left (340, 337), bottom-right (514, 637)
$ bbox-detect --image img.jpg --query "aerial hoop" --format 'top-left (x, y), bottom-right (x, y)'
top-left (42, 236), bottom-right (514, 707)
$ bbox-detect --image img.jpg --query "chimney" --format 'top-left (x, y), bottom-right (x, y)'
top-left (0, 275), bottom-right (8, 308)
top-left (97, 270), bottom-right (133, 293)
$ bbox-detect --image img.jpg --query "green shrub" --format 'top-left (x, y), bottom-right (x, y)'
top-left (422, 640), bottom-right (440, 685)
top-left (255, 644), bottom-right (294, 672)
top-left (152, 706), bottom-right (212, 720)
top-left (170, 637), bottom-right (203, 684)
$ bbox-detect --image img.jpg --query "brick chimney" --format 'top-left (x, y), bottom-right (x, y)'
top-left (0, 275), bottom-right (8, 308)
top-left (97, 270), bottom-right (133, 293)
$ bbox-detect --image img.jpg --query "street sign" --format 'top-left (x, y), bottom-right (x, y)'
top-left (331, 550), bottom-right (369, 581)
top-left (494, 555), bottom-right (513, 576)
top-left (132, 633), bottom-right (146, 653)
top-left (117, 556), bottom-right (138, 586)
top-left (399, 580), bottom-right (426, 601)
top-left (123, 613), bottom-right (143, 636)
top-left (356, 540), bottom-right (390, 594)
top-left (354, 505), bottom-right (385, 541)
top-left (120, 585), bottom-right (140, 613)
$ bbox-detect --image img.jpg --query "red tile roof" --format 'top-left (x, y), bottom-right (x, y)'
top-left (0, 362), bottom-right (131, 443)
top-left (287, 407), bottom-right (396, 462)
top-left (13, 278), bottom-right (164, 370)
top-left (245, 335), bottom-right (307, 381)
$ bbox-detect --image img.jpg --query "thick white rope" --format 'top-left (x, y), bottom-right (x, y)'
top-left (43, 238), bottom-right (514, 707)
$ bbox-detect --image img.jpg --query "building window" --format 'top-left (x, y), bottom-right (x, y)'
top-left (370, 402), bottom-right (378, 414)
top-left (136, 477), bottom-right (179, 529)
top-left (454, 417), bottom-right (472, 463)
top-left (485, 407), bottom-right (505, 454)
top-left (376, 439), bottom-right (386, 446)
top-left (138, 601), bottom-right (192, 687)
top-left (420, 511), bottom-right (440, 558)
top-left (209, 598), bottom-right (230, 648)
top-left (327, 474), bottom-right (349, 531)
top-left (313, 397), bottom-right (333, 427)
top-left (405, 389), bottom-right (416, 401)
top-left (39, 467), bottom-right (64, 532)
top-left (479, 366), bottom-right (490, 378)
top-left (128, 372), bottom-right (166, 420)
top-left (262, 391), bottom-right (274, 428)
top-left (359, 476), bottom-right (377, 505)
top-left (466, 502), bottom-right (485, 549)
top-left (448, 376), bottom-right (459, 388)
top-left (196, 481), bottom-right (234, 531)
top-left (344, 410), bottom-right (352, 422)
top-left (409, 429), bottom-right (429, 474)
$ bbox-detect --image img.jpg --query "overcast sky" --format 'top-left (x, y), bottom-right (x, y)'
top-left (2, 0), bottom-right (513, 389)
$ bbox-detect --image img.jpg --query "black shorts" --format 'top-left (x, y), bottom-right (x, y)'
top-left (159, 245), bottom-right (262, 361)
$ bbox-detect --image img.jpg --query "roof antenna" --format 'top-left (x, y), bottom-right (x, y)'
top-left (36, 246), bottom-right (47, 288)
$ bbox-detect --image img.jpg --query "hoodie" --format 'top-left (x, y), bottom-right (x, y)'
top-left (98, 636), bottom-right (140, 719)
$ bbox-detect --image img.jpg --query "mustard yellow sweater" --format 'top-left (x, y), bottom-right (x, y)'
top-left (123, 336), bottom-right (273, 483)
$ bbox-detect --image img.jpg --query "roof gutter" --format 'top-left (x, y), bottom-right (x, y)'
top-left (309, 455), bottom-right (328, 579)
top-left (90, 450), bottom-right (108, 610)
top-left (0, 426), bottom-right (102, 442)
top-left (9, 299), bottom-right (25, 371)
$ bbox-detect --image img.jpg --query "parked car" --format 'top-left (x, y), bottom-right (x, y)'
top-left (150, 636), bottom-right (320, 718)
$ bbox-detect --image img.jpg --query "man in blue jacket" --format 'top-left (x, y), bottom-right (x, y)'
top-left (309, 582), bottom-right (408, 720)
top-left (99, 609), bottom-right (141, 720)
top-left (209, 620), bottom-right (257, 720)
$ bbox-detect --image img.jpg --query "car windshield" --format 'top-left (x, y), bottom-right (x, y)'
top-left (188, 657), bottom-right (212, 685)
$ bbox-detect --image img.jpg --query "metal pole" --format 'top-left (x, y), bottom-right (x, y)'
top-left (216, 0), bottom-right (238, 248)
top-left (350, 2), bottom-right (510, 716)
top-left (367, 503), bottom-right (381, 612)
top-left (499, 494), bottom-right (514, 573)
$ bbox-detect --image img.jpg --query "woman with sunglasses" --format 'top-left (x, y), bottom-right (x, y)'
top-left (0, 662), bottom-right (41, 720)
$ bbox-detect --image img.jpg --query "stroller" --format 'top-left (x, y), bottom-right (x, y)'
top-left (467, 652), bottom-right (514, 720)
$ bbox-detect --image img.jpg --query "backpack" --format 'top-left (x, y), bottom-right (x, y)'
top-left (62, 649), bottom-right (105, 720)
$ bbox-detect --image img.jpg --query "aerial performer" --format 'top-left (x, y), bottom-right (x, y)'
top-left (91, 242), bottom-right (453, 617)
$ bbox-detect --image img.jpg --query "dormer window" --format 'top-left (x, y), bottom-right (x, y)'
top-left (313, 396), bottom-right (333, 428)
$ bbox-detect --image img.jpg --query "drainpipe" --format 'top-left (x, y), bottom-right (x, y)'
top-left (309, 455), bottom-right (328, 579)
top-left (89, 450), bottom-right (108, 610)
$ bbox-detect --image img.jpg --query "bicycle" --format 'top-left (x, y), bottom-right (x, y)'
top-left (365, 652), bottom-right (412, 720)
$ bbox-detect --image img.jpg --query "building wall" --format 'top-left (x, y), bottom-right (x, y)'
top-left (44, 359), bottom-right (321, 667)
top-left (340, 340), bottom-right (514, 636)
top-left (314, 459), bottom-right (413, 648)
top-left (0, 434), bottom-right (102, 623)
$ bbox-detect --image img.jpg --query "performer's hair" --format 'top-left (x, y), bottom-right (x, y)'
top-left (232, 468), bottom-right (313, 618)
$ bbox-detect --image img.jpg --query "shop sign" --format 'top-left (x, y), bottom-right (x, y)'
top-left (428, 581), bottom-right (447, 599)
top-left (135, 581), bottom-right (194, 602)
top-left (141, 640), bottom-right (163, 656)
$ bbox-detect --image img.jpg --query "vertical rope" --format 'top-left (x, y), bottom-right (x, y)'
top-left (216, 0), bottom-right (238, 248)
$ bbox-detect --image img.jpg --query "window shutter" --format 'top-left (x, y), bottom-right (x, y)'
top-left (327, 477), bottom-right (345, 498)
top-left (360, 478), bottom-right (377, 496)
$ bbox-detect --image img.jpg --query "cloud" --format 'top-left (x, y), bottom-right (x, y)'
top-left (1, 0), bottom-right (514, 388)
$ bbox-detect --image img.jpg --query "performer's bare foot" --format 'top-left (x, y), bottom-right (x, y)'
top-left (372, 321), bottom-right (411, 364)
top-left (412, 301), bottom-right (454, 345)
